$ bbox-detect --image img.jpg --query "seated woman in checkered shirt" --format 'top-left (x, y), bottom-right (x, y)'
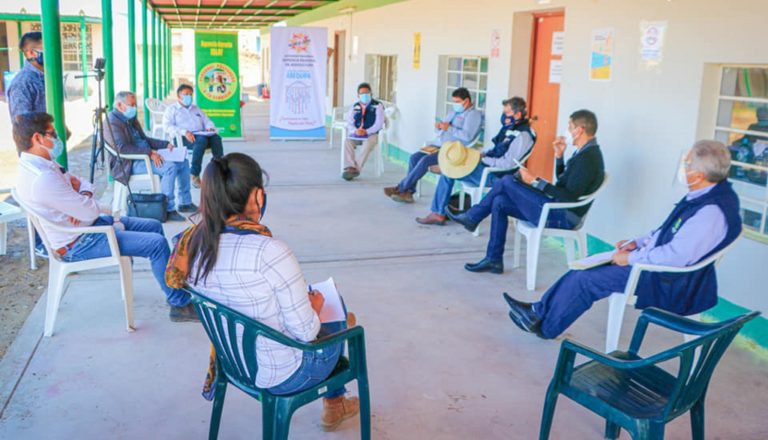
top-left (176, 153), bottom-right (360, 431)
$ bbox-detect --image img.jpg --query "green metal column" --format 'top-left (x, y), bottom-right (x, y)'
top-left (142, 0), bottom-right (149, 126)
top-left (101, 0), bottom-right (115, 108)
top-left (80, 18), bottom-right (88, 101)
top-left (40, 0), bottom-right (68, 168)
top-left (158, 18), bottom-right (164, 97)
top-left (127, 0), bottom-right (136, 92)
top-left (151, 9), bottom-right (157, 98)
top-left (166, 26), bottom-right (172, 94)
top-left (16, 22), bottom-right (23, 68)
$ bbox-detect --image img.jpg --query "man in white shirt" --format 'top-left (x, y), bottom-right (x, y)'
top-left (163, 84), bottom-right (223, 188)
top-left (12, 112), bottom-right (197, 322)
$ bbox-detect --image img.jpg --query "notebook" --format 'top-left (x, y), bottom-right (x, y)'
top-left (308, 277), bottom-right (346, 323)
top-left (568, 251), bottom-right (615, 270)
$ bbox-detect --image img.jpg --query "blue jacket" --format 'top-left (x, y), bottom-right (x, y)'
top-left (635, 180), bottom-right (742, 315)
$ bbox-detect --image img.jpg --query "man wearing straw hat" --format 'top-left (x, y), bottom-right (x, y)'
top-left (415, 97), bottom-right (535, 225)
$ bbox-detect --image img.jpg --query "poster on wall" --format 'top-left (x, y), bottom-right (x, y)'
top-left (269, 26), bottom-right (328, 140)
top-left (589, 28), bottom-right (614, 81)
top-left (194, 31), bottom-right (242, 138)
top-left (640, 21), bottom-right (667, 68)
top-left (490, 29), bottom-right (501, 58)
top-left (413, 32), bottom-right (421, 69)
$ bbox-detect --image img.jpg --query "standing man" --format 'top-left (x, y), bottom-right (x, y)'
top-left (163, 84), bottom-right (223, 188)
top-left (105, 91), bottom-right (195, 222)
top-left (342, 82), bottom-right (385, 181)
top-left (7, 32), bottom-right (46, 119)
top-left (448, 110), bottom-right (605, 273)
top-left (384, 87), bottom-right (483, 203)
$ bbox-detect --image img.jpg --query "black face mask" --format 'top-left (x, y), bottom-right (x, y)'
top-left (29, 50), bottom-right (44, 66)
top-left (260, 192), bottom-right (268, 220)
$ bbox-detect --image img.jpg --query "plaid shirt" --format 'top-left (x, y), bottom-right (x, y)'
top-left (8, 61), bottom-right (46, 119)
top-left (188, 234), bottom-right (320, 388)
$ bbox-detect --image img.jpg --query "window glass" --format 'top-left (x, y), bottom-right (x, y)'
top-left (720, 67), bottom-right (768, 99)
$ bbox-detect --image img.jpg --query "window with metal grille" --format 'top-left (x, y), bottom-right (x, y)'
top-left (30, 22), bottom-right (93, 72)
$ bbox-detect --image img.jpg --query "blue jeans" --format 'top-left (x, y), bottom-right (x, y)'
top-left (132, 157), bottom-right (192, 211)
top-left (181, 134), bottom-right (224, 177)
top-left (466, 175), bottom-right (581, 261)
top-left (397, 151), bottom-right (439, 193)
top-left (61, 216), bottom-right (190, 307)
top-left (533, 265), bottom-right (631, 338)
top-left (267, 320), bottom-right (348, 398)
top-left (430, 163), bottom-right (499, 215)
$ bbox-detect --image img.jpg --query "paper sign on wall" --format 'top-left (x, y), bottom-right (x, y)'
top-left (413, 32), bottom-right (421, 69)
top-left (640, 21), bottom-right (667, 68)
top-left (549, 59), bottom-right (563, 84)
top-left (491, 29), bottom-right (501, 58)
top-left (551, 32), bottom-right (565, 56)
top-left (589, 28), bottom-right (614, 81)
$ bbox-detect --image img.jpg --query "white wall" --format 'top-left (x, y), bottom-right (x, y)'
top-left (265, 0), bottom-right (768, 313)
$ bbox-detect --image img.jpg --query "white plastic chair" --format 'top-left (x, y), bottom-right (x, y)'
top-left (604, 233), bottom-right (742, 353)
top-left (11, 189), bottom-right (135, 337)
top-left (513, 173), bottom-right (610, 291)
top-left (329, 105), bottom-right (350, 149)
top-left (145, 98), bottom-right (168, 139)
top-left (0, 189), bottom-right (37, 270)
top-left (459, 150), bottom-right (534, 236)
top-left (339, 103), bottom-right (392, 177)
top-left (415, 131), bottom-right (483, 199)
top-left (104, 143), bottom-right (161, 217)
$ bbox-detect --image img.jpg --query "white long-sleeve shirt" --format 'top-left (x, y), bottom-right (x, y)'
top-left (16, 153), bottom-right (100, 249)
top-left (188, 234), bottom-right (321, 388)
top-left (162, 102), bottom-right (216, 138)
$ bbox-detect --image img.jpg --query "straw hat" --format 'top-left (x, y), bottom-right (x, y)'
top-left (438, 141), bottom-right (481, 179)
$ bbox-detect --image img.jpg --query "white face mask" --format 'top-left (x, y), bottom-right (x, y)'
top-left (565, 130), bottom-right (575, 147)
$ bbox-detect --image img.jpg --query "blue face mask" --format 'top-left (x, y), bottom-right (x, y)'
top-left (501, 113), bottom-right (515, 127)
top-left (122, 105), bottom-right (137, 119)
top-left (181, 95), bottom-right (193, 107)
top-left (45, 136), bottom-right (63, 160)
top-left (452, 102), bottom-right (465, 113)
top-left (359, 93), bottom-right (372, 105)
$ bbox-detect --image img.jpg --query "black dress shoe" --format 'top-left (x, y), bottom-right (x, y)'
top-left (464, 258), bottom-right (504, 274)
top-left (178, 203), bottom-right (198, 213)
top-left (504, 293), bottom-right (544, 338)
top-left (503, 292), bottom-right (534, 313)
top-left (166, 211), bottom-right (187, 222)
top-left (508, 312), bottom-right (544, 338)
top-left (445, 209), bottom-right (478, 232)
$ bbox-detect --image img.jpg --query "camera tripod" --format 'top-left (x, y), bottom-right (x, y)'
top-left (76, 58), bottom-right (107, 183)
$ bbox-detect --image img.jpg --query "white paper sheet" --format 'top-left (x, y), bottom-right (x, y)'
top-left (568, 250), bottom-right (615, 270)
top-left (157, 147), bottom-right (188, 163)
top-left (309, 277), bottom-right (346, 323)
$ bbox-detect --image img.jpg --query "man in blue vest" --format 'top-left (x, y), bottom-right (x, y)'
top-left (384, 87), bottom-right (483, 203)
top-left (504, 140), bottom-right (742, 339)
top-left (342, 83), bottom-right (385, 181)
top-left (416, 97), bottom-right (536, 225)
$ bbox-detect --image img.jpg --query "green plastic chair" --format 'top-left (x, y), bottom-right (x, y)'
top-left (539, 307), bottom-right (760, 440)
top-left (186, 288), bottom-right (371, 440)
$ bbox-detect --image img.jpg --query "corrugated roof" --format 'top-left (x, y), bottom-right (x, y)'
top-left (151, 0), bottom-right (338, 29)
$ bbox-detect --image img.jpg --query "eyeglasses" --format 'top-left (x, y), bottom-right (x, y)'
top-left (41, 130), bottom-right (58, 139)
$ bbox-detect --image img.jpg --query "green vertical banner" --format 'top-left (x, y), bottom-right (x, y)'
top-left (194, 31), bottom-right (242, 138)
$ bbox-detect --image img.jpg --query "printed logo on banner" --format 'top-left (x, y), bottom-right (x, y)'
top-left (288, 33), bottom-right (311, 53)
top-left (197, 62), bottom-right (238, 102)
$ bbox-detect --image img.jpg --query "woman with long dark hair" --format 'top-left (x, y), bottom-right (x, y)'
top-left (166, 152), bottom-right (359, 431)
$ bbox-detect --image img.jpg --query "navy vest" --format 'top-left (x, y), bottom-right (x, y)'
top-left (635, 180), bottom-right (742, 315)
top-left (485, 119), bottom-right (536, 159)
top-left (352, 99), bottom-right (380, 131)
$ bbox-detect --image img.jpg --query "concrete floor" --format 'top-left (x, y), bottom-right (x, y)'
top-left (1, 103), bottom-right (767, 439)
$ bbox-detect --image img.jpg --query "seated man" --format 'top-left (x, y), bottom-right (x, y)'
top-left (416, 96), bottom-right (536, 225)
top-left (384, 87), bottom-right (483, 203)
top-left (504, 140), bottom-right (742, 339)
top-left (105, 91), bottom-right (195, 222)
top-left (448, 109), bottom-right (605, 273)
top-left (163, 84), bottom-right (223, 188)
top-left (12, 112), bottom-right (197, 322)
top-left (342, 82), bottom-right (384, 181)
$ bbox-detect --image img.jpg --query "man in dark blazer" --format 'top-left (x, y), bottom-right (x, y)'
top-left (104, 91), bottom-right (195, 221)
top-left (448, 109), bottom-right (605, 274)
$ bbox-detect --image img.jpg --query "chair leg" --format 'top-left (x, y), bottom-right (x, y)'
top-left (526, 233), bottom-right (541, 291)
top-left (261, 396), bottom-right (276, 440)
top-left (208, 380), bottom-right (228, 440)
top-left (564, 238), bottom-right (577, 263)
top-left (27, 217), bottom-right (37, 270)
top-left (118, 257), bottom-right (136, 332)
top-left (513, 227), bottom-right (523, 269)
top-left (358, 376), bottom-right (372, 440)
top-left (44, 262), bottom-right (68, 337)
top-left (538, 384), bottom-right (559, 440)
top-left (604, 420), bottom-right (621, 439)
top-left (605, 293), bottom-right (627, 352)
top-left (0, 222), bottom-right (6, 255)
top-left (577, 231), bottom-right (588, 260)
top-left (272, 398), bottom-right (295, 440)
top-left (690, 399), bottom-right (705, 440)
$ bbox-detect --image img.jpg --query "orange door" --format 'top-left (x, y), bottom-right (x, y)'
top-left (527, 13), bottom-right (564, 181)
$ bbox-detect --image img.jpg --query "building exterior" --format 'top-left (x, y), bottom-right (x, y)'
top-left (263, 0), bottom-right (768, 343)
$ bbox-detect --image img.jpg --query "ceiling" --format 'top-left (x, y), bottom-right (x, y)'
top-left (150, 0), bottom-right (339, 30)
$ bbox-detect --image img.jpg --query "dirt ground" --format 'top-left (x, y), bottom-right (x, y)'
top-left (0, 140), bottom-right (108, 359)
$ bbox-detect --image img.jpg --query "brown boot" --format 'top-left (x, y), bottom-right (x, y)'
top-left (321, 396), bottom-right (360, 431)
top-left (383, 186), bottom-right (400, 196)
top-left (346, 312), bottom-right (357, 328)
top-left (390, 192), bottom-right (415, 203)
top-left (416, 212), bottom-right (447, 225)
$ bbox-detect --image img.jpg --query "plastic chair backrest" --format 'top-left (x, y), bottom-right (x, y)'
top-left (187, 289), bottom-right (302, 393)
top-left (661, 311), bottom-right (759, 417)
top-left (145, 98), bottom-right (167, 114)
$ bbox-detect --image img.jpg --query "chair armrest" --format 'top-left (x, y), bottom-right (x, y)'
top-left (635, 307), bottom-right (723, 337)
top-left (40, 223), bottom-right (121, 258)
top-left (561, 339), bottom-right (681, 370)
top-left (309, 325), bottom-right (365, 349)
